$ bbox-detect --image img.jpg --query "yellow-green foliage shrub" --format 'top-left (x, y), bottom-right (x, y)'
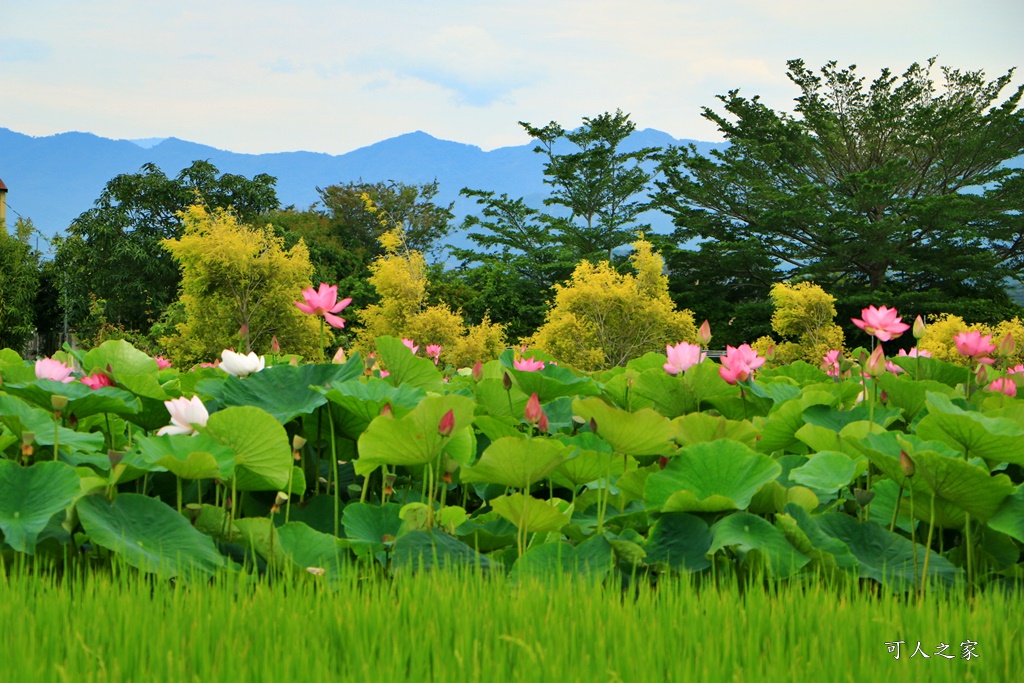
top-left (764, 281), bottom-right (844, 364)
top-left (919, 314), bottom-right (1024, 367)
top-left (528, 238), bottom-right (698, 371)
top-left (355, 228), bottom-right (505, 367)
top-left (160, 206), bottom-right (321, 365)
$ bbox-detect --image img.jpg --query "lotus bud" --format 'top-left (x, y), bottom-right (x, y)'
top-left (502, 372), bottom-right (512, 391)
top-left (864, 346), bottom-right (885, 377)
top-left (899, 450), bottom-right (915, 478)
top-left (333, 347), bottom-right (347, 364)
top-left (524, 392), bottom-right (542, 425)
top-left (537, 411), bottom-right (549, 434)
top-left (270, 336), bottom-right (281, 354)
top-left (589, 417), bottom-right (598, 434)
top-left (764, 343), bottom-right (776, 362)
top-left (697, 320), bottom-right (712, 347)
top-left (380, 403), bottom-right (394, 418)
top-left (975, 364), bottom-right (989, 387)
top-left (472, 360), bottom-right (483, 383)
top-left (108, 450), bottom-right (124, 468)
top-left (238, 323), bottom-right (248, 339)
top-left (658, 456), bottom-right (670, 470)
top-left (913, 315), bottom-right (927, 340)
top-left (1000, 332), bottom-right (1015, 358)
top-left (51, 394), bottom-right (68, 412)
top-left (288, 356), bottom-right (299, 366)
top-left (438, 409), bottom-right (455, 437)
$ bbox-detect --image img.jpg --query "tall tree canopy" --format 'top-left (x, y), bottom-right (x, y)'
top-left (655, 59), bottom-right (1024, 324)
top-left (54, 161), bottom-right (278, 335)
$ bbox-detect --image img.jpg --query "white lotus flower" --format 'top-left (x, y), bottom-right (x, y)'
top-left (157, 396), bottom-right (209, 436)
top-left (220, 349), bottom-right (266, 378)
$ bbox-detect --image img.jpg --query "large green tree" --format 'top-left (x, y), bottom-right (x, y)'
top-left (54, 160), bottom-right (278, 335)
top-left (0, 218), bottom-right (41, 351)
top-left (655, 59), bottom-right (1024, 325)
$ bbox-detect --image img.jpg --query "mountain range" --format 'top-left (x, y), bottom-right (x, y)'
top-left (0, 126), bottom-right (726, 251)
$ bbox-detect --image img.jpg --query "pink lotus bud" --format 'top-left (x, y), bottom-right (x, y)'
top-left (697, 320), bottom-right (712, 347)
top-left (238, 323), bottom-right (248, 339)
top-left (524, 392), bottom-right (542, 425)
top-left (537, 411), bottom-right (549, 434)
top-left (976, 364), bottom-right (989, 386)
top-left (438, 409), bottom-right (455, 437)
top-left (589, 417), bottom-right (598, 434)
top-left (899, 450), bottom-right (915, 477)
top-left (865, 346), bottom-right (886, 377)
top-left (332, 347), bottom-right (347, 364)
top-left (1000, 332), bottom-right (1015, 358)
top-left (270, 336), bottom-right (281, 354)
top-left (380, 403), bottom-right (393, 418)
top-left (472, 360), bottom-right (483, 383)
top-left (502, 372), bottom-right (512, 391)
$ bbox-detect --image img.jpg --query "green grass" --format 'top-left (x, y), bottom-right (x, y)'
top-left (1, 567), bottom-right (1019, 682)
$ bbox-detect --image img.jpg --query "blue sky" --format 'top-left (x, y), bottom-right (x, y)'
top-left (2, 0), bottom-right (1022, 155)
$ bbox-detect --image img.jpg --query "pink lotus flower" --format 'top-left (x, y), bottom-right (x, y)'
top-left (294, 283), bottom-right (352, 329)
top-left (524, 392), bottom-right (542, 425)
top-left (988, 377), bottom-right (1017, 398)
top-left (718, 344), bottom-right (765, 385)
top-left (897, 347), bottom-right (931, 358)
top-left (697, 320), bottom-right (712, 347)
top-left (426, 344), bottom-right (442, 365)
top-left (35, 358), bottom-right (74, 383)
top-left (81, 372), bottom-right (114, 390)
top-left (154, 356), bottom-right (172, 370)
top-left (1008, 364), bottom-right (1024, 375)
top-left (664, 342), bottom-right (706, 375)
top-left (852, 306), bottom-right (911, 342)
top-left (402, 338), bottom-right (419, 354)
top-left (953, 331), bottom-right (996, 365)
top-left (885, 360), bottom-right (905, 375)
top-left (378, 370), bottom-right (390, 378)
top-left (157, 396), bottom-right (209, 436)
top-left (864, 346), bottom-right (886, 377)
top-left (821, 350), bottom-right (841, 377)
top-left (514, 357), bottom-right (545, 372)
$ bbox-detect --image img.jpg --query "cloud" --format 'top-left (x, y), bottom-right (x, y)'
top-left (0, 38), bottom-right (51, 63)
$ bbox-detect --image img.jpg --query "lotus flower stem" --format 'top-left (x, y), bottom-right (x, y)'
top-left (964, 513), bottom-right (974, 591)
top-left (176, 476), bottom-right (183, 514)
top-left (327, 405), bottom-right (339, 538)
top-left (910, 492), bottom-right (918, 589)
top-left (919, 492), bottom-right (936, 600)
top-left (888, 483), bottom-right (902, 533)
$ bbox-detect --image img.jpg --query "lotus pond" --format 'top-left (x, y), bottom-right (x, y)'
top-left (1, 331), bottom-right (1023, 679)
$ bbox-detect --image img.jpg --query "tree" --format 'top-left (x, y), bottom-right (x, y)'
top-left (159, 206), bottom-right (320, 365)
top-left (655, 59), bottom-right (1024, 325)
top-left (0, 218), bottom-right (41, 351)
top-left (55, 161), bottom-right (278, 334)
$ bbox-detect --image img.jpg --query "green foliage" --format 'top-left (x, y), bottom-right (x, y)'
top-left (159, 205), bottom-right (320, 365)
top-left (0, 218), bottom-right (41, 351)
top-left (765, 282), bottom-right (845, 364)
top-left (54, 161), bottom-right (278, 336)
top-left (655, 58), bottom-right (1024, 313)
top-left (529, 237), bottom-right (698, 370)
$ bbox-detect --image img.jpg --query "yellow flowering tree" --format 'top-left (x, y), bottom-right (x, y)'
top-left (527, 238), bottom-right (698, 370)
top-left (919, 313), bottom-right (1024, 368)
top-left (762, 281), bottom-right (845, 364)
top-left (160, 205), bottom-right (321, 365)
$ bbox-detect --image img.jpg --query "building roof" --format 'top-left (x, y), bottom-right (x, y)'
top-left (0, 178), bottom-right (7, 191)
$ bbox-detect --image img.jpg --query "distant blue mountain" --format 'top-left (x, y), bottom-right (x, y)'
top-left (0, 126), bottom-right (726, 251)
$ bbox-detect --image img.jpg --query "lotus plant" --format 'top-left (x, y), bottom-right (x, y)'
top-left (718, 344), bottom-right (764, 385)
top-left (81, 372), bottom-right (114, 390)
top-left (988, 377), bottom-right (1017, 398)
top-left (295, 282), bottom-right (352, 361)
top-left (953, 331), bottom-right (996, 365)
top-left (35, 358), bottom-right (74, 383)
top-left (154, 356), bottom-right (173, 370)
top-left (426, 344), bottom-right (442, 365)
top-left (664, 342), bottom-right (705, 375)
top-left (821, 350), bottom-right (841, 378)
top-left (220, 349), bottom-right (265, 378)
top-left (514, 357), bottom-right (545, 372)
top-left (402, 338), bottom-right (419, 354)
top-left (157, 396), bottom-right (209, 436)
top-left (852, 305), bottom-right (910, 343)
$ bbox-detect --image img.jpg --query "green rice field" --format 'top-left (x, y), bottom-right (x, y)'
top-left (2, 567), bottom-right (1017, 683)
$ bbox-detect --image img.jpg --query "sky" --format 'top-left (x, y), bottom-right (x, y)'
top-left (2, 0), bottom-right (1023, 156)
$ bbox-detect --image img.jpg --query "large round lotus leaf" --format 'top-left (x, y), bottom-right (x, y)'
top-left (77, 493), bottom-right (228, 579)
top-left (474, 415), bottom-right (523, 442)
top-left (553, 449), bottom-right (628, 489)
top-left (83, 339), bottom-right (158, 376)
top-left (877, 373), bottom-right (956, 424)
top-left (644, 512), bottom-right (713, 573)
top-left (204, 406), bottom-right (292, 491)
top-left (815, 512), bottom-right (960, 592)
top-left (342, 502), bottom-right (402, 559)
top-left (645, 440), bottom-right (781, 512)
top-left (460, 436), bottom-right (573, 489)
top-left (794, 423), bottom-right (864, 459)
top-left (600, 371), bottom-right (656, 412)
top-left (788, 451), bottom-right (864, 492)
top-left (917, 392), bottom-right (1024, 465)
top-left (499, 349), bottom-right (600, 403)
top-left (801, 403), bottom-right (903, 432)
top-left (234, 517), bottom-right (287, 569)
top-left (354, 394), bottom-right (476, 475)
top-left (376, 336), bottom-right (443, 392)
top-left (630, 369), bottom-right (697, 418)
top-left (275, 522), bottom-right (351, 578)
top-left (777, 504), bottom-right (858, 573)
top-left (0, 460), bottom-right (81, 554)
top-left (889, 355), bottom-right (972, 388)
top-left (0, 394), bottom-right (105, 454)
top-left (456, 512), bottom-right (518, 552)
top-left (209, 358), bottom-right (364, 425)
top-left (989, 485), bottom-right (1024, 543)
top-left (392, 530), bottom-right (493, 574)
top-left (708, 512), bottom-right (810, 579)
top-left (905, 450), bottom-right (1015, 525)
top-left (756, 391), bottom-right (836, 454)
top-left (136, 433), bottom-right (235, 480)
top-left (759, 361), bottom-right (829, 385)
top-left (473, 378), bottom-right (529, 424)
top-left (572, 397), bottom-right (675, 456)
top-left (2, 379), bottom-right (140, 419)
top-left (318, 378), bottom-right (425, 439)
top-left (510, 535), bottom-right (614, 581)
top-left (490, 493), bottom-right (571, 533)
top-left (682, 361), bottom-right (739, 404)
top-left (674, 412), bottom-right (759, 449)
